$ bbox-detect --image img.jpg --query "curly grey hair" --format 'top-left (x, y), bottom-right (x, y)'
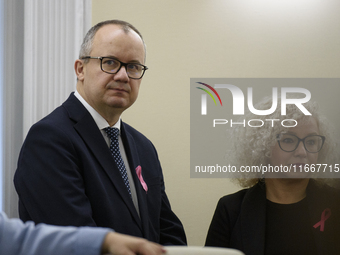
top-left (228, 94), bottom-right (338, 188)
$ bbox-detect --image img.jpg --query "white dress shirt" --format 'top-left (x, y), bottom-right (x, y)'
top-left (74, 91), bottom-right (140, 215)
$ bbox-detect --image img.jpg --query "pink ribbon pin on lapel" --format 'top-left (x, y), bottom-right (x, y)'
top-left (313, 208), bottom-right (331, 232)
top-left (136, 165), bottom-right (148, 193)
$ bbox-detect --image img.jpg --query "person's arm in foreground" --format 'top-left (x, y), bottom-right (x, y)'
top-left (102, 232), bottom-right (165, 255)
top-left (0, 212), bottom-right (165, 255)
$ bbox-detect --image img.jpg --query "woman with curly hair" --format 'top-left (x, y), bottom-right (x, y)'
top-left (205, 95), bottom-right (340, 255)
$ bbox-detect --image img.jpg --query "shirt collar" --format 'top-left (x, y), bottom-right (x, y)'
top-left (74, 90), bottom-right (121, 131)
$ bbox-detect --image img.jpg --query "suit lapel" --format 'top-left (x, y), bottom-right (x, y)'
top-left (63, 94), bottom-right (141, 229)
top-left (121, 122), bottom-right (150, 238)
top-left (240, 183), bottom-right (267, 255)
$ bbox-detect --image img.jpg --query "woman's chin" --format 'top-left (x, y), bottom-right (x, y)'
top-left (265, 166), bottom-right (312, 179)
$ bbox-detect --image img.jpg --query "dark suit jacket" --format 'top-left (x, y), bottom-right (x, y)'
top-left (205, 180), bottom-right (340, 254)
top-left (14, 93), bottom-right (186, 245)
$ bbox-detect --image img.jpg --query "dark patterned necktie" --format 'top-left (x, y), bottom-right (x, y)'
top-left (104, 127), bottom-right (131, 197)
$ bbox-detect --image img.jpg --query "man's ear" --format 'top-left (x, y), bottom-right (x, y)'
top-left (74, 59), bottom-right (85, 81)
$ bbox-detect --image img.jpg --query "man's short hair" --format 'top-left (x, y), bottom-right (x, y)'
top-left (79, 20), bottom-right (146, 63)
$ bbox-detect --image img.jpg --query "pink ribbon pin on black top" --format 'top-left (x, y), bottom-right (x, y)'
top-left (136, 165), bottom-right (148, 193)
top-left (313, 208), bottom-right (331, 232)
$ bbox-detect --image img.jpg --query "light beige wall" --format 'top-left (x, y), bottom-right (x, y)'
top-left (92, 0), bottom-right (340, 245)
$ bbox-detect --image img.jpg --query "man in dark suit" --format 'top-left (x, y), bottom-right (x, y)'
top-left (14, 20), bottom-right (186, 245)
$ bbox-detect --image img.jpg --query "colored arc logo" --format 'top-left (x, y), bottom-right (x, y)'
top-left (196, 82), bottom-right (223, 106)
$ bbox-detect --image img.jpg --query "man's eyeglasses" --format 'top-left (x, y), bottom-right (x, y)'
top-left (81, 56), bottom-right (148, 80)
top-left (276, 133), bottom-right (325, 153)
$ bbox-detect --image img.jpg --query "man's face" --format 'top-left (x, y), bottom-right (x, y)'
top-left (77, 24), bottom-right (145, 119)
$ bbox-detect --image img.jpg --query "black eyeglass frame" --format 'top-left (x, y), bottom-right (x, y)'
top-left (80, 56), bottom-right (148, 80)
top-left (276, 133), bottom-right (326, 153)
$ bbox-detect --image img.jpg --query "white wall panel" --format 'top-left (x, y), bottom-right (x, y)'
top-left (2, 0), bottom-right (91, 217)
top-left (23, 0), bottom-right (91, 136)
